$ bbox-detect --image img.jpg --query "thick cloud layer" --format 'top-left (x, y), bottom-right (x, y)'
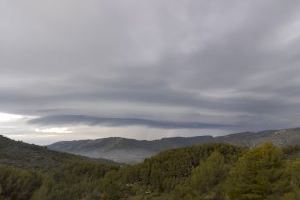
top-left (1, 0), bottom-right (300, 144)
top-left (29, 115), bottom-right (235, 129)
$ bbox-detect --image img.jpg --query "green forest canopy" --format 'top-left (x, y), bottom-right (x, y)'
top-left (1, 143), bottom-right (300, 200)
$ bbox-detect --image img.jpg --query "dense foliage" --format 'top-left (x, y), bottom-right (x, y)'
top-left (2, 143), bottom-right (300, 199)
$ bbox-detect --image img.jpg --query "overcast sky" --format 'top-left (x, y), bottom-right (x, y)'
top-left (1, 0), bottom-right (300, 145)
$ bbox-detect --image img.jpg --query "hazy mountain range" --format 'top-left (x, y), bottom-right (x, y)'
top-left (48, 127), bottom-right (300, 163)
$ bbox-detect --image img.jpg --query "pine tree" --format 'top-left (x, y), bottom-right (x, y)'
top-left (226, 143), bottom-right (289, 200)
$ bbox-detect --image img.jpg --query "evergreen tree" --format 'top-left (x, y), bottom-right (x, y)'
top-left (226, 143), bottom-right (289, 200)
top-left (189, 151), bottom-right (227, 200)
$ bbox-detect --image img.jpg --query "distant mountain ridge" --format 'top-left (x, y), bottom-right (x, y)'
top-left (48, 136), bottom-right (214, 163)
top-left (48, 127), bottom-right (300, 163)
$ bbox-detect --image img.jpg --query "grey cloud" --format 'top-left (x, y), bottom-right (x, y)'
top-left (1, 0), bottom-right (300, 142)
top-left (29, 115), bottom-right (236, 129)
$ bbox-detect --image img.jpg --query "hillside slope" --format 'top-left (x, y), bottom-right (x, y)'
top-left (0, 135), bottom-right (115, 169)
top-left (48, 127), bottom-right (300, 163)
top-left (2, 138), bottom-right (300, 200)
top-left (48, 136), bottom-right (214, 163)
top-left (217, 128), bottom-right (300, 147)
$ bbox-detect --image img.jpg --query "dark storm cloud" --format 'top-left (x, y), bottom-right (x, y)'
top-left (1, 0), bottom-right (300, 138)
top-left (29, 115), bottom-right (235, 129)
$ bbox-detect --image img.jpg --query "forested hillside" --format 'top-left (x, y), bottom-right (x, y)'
top-left (0, 135), bottom-right (118, 200)
top-left (0, 135), bottom-right (115, 168)
top-left (2, 137), bottom-right (300, 199)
